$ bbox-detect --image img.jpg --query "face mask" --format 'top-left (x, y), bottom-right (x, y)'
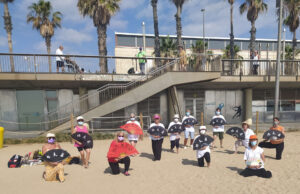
top-left (130, 117), bottom-right (135, 121)
top-left (200, 130), bottom-right (206, 135)
top-left (118, 136), bottom-right (124, 141)
top-left (216, 111), bottom-right (221, 115)
top-left (48, 138), bottom-right (55, 144)
top-left (250, 141), bottom-right (257, 147)
top-left (274, 121), bottom-right (279, 126)
top-left (174, 118), bottom-right (179, 122)
top-left (186, 112), bottom-right (190, 116)
top-left (78, 121), bottom-right (84, 126)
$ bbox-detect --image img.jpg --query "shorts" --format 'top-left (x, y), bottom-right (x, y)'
top-left (213, 132), bottom-right (224, 140)
top-left (77, 145), bottom-right (92, 152)
top-left (184, 130), bottom-right (195, 139)
top-left (56, 61), bottom-right (64, 68)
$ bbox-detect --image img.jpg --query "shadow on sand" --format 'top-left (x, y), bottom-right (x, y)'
top-left (181, 159), bottom-right (198, 166)
top-left (139, 152), bottom-right (153, 160)
top-left (226, 166), bottom-right (244, 174)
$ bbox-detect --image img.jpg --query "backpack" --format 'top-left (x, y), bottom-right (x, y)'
top-left (8, 155), bottom-right (23, 168)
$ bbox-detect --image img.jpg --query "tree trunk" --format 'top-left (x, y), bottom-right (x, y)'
top-left (152, 0), bottom-right (161, 67)
top-left (97, 24), bottom-right (108, 73)
top-left (230, 3), bottom-right (234, 60)
top-left (45, 36), bottom-right (52, 72)
top-left (250, 20), bottom-right (256, 58)
top-left (175, 6), bottom-right (182, 50)
top-left (3, 2), bottom-right (14, 72)
top-left (292, 31), bottom-right (297, 60)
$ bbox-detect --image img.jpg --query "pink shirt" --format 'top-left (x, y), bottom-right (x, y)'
top-left (74, 125), bottom-right (88, 147)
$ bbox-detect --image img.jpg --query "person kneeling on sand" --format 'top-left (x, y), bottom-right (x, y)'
top-left (42, 133), bottom-right (65, 182)
top-left (240, 135), bottom-right (272, 178)
top-left (196, 126), bottom-right (211, 168)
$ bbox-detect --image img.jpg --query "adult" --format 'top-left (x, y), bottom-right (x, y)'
top-left (126, 113), bottom-right (141, 147)
top-left (240, 135), bottom-right (272, 178)
top-left (196, 126), bottom-right (211, 167)
top-left (149, 114), bottom-right (165, 161)
top-left (212, 108), bottom-right (226, 148)
top-left (252, 51), bottom-right (260, 75)
top-left (107, 132), bottom-right (135, 176)
top-left (168, 114), bottom-right (181, 153)
top-left (137, 47), bottom-right (146, 74)
top-left (56, 45), bottom-right (65, 72)
top-left (258, 117), bottom-right (285, 160)
top-left (182, 109), bottom-right (196, 149)
top-left (234, 119), bottom-right (254, 153)
top-left (42, 133), bottom-right (65, 182)
top-left (73, 116), bottom-right (92, 168)
top-left (179, 46), bottom-right (187, 71)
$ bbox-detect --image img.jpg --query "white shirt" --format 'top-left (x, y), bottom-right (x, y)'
top-left (212, 115), bottom-right (226, 132)
top-left (56, 48), bottom-right (65, 61)
top-left (126, 120), bottom-right (141, 141)
top-left (149, 123), bottom-right (165, 140)
top-left (242, 128), bottom-right (255, 147)
top-left (182, 115), bottom-right (196, 132)
top-left (196, 145), bottom-right (211, 158)
top-left (168, 121), bottom-right (182, 141)
top-left (244, 146), bottom-right (264, 169)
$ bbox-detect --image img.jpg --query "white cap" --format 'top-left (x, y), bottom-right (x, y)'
top-left (76, 116), bottom-right (84, 121)
top-left (46, 133), bottom-right (55, 138)
top-left (173, 114), bottom-right (179, 119)
top-left (199, 126), bottom-right (206, 130)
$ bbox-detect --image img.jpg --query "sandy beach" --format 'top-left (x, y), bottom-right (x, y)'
top-left (1, 131), bottom-right (300, 194)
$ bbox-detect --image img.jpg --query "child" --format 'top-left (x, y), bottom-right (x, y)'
top-left (168, 114), bottom-right (181, 154)
top-left (196, 126), bottom-right (211, 167)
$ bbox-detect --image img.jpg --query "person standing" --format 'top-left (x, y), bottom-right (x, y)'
top-left (240, 135), bottom-right (272, 178)
top-left (252, 51), bottom-right (260, 75)
top-left (137, 47), bottom-right (146, 74)
top-left (73, 116), bottom-right (92, 168)
top-left (56, 45), bottom-right (65, 72)
top-left (258, 117), bottom-right (285, 160)
top-left (179, 46), bottom-right (187, 71)
top-left (196, 126), bottom-right (211, 167)
top-left (42, 133), bottom-right (65, 182)
top-left (212, 108), bottom-right (226, 148)
top-left (149, 114), bottom-right (165, 161)
top-left (182, 109), bottom-right (196, 149)
top-left (234, 119), bottom-right (254, 153)
top-left (126, 113), bottom-right (141, 147)
top-left (168, 114), bottom-right (181, 154)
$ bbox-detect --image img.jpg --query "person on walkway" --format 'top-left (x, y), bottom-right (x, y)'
top-left (240, 135), bottom-right (272, 178)
top-left (150, 114), bottom-right (165, 161)
top-left (56, 45), bottom-right (65, 72)
top-left (42, 133), bottom-right (65, 182)
top-left (73, 116), bottom-right (92, 168)
top-left (212, 108), bottom-right (226, 148)
top-left (168, 114), bottom-right (181, 154)
top-left (126, 113), bottom-right (141, 147)
top-left (252, 51), bottom-right (260, 75)
top-left (179, 46), bottom-right (187, 71)
top-left (137, 47), bottom-right (146, 74)
top-left (258, 117), bottom-right (285, 160)
top-left (234, 119), bottom-right (254, 153)
top-left (182, 109), bottom-right (196, 149)
top-left (196, 126), bottom-right (211, 167)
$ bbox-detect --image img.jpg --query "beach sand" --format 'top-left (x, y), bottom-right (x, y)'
top-left (1, 132), bottom-right (300, 194)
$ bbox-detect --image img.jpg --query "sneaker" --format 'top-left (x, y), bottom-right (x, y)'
top-left (124, 171), bottom-right (130, 176)
top-left (184, 146), bottom-right (187, 149)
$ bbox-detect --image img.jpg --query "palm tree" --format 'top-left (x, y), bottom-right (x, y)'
top-left (240, 0), bottom-right (267, 57)
top-left (170, 0), bottom-right (189, 49)
top-left (223, 44), bottom-right (243, 59)
top-left (189, 40), bottom-right (212, 70)
top-left (227, 0), bottom-right (235, 60)
top-left (1, 0), bottom-right (14, 72)
top-left (78, 0), bottom-right (121, 73)
top-left (159, 36), bottom-right (176, 64)
top-left (151, 0), bottom-right (161, 66)
top-left (27, 0), bottom-right (62, 72)
top-left (283, 0), bottom-right (300, 59)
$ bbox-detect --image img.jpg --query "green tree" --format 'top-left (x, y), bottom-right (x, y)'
top-left (77, 0), bottom-right (121, 73)
top-left (227, 0), bottom-right (235, 60)
top-left (223, 44), bottom-right (243, 59)
top-left (151, 0), bottom-right (161, 66)
top-left (27, 0), bottom-right (62, 72)
top-left (283, 44), bottom-right (300, 59)
top-left (158, 36), bottom-right (176, 65)
top-left (0, 0), bottom-right (14, 72)
top-left (283, 0), bottom-right (300, 59)
top-left (240, 0), bottom-right (267, 56)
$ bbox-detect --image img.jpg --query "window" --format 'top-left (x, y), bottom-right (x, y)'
top-left (280, 100), bottom-right (295, 111)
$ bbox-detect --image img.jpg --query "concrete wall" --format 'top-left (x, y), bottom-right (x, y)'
top-left (160, 90), bottom-right (168, 125)
top-left (88, 90), bottom-right (100, 110)
top-left (0, 90), bottom-right (18, 130)
top-left (58, 89), bottom-right (74, 119)
top-left (124, 104), bottom-right (138, 118)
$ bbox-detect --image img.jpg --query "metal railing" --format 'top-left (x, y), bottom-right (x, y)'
top-left (222, 59), bottom-right (300, 76)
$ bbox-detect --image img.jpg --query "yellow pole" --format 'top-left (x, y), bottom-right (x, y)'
top-left (256, 111), bottom-right (259, 135)
top-left (0, 127), bottom-right (4, 148)
top-left (201, 112), bottom-right (204, 126)
top-left (139, 113), bottom-right (144, 140)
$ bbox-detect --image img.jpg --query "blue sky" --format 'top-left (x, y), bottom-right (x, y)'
top-left (0, 0), bottom-right (299, 72)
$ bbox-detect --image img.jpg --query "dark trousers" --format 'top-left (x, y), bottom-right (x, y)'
top-left (240, 168), bottom-right (272, 178)
top-left (152, 139), bottom-right (164, 160)
top-left (170, 139), bottom-right (180, 149)
top-left (259, 141), bottom-right (284, 160)
top-left (253, 64), bottom-right (259, 75)
top-left (198, 152), bottom-right (211, 167)
top-left (108, 156), bottom-right (130, 174)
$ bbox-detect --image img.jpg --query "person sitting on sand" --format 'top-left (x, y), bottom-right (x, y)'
top-left (240, 135), bottom-right (272, 178)
top-left (150, 114), bottom-right (165, 161)
top-left (196, 126), bottom-right (211, 167)
top-left (234, 119), bottom-right (254, 154)
top-left (73, 116), bottom-right (92, 168)
top-left (212, 108), bottom-right (226, 149)
top-left (258, 117), bottom-right (285, 160)
top-left (168, 114), bottom-right (182, 154)
top-left (42, 133), bottom-right (65, 182)
top-left (126, 113), bottom-right (141, 147)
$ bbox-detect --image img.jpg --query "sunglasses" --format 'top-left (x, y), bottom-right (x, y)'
top-left (48, 137), bottom-right (55, 140)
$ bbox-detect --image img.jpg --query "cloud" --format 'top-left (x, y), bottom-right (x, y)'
top-left (55, 27), bottom-right (93, 44)
top-left (120, 0), bottom-right (146, 10)
top-left (110, 17), bottom-right (128, 31)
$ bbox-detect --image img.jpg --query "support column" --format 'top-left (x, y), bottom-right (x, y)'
top-left (79, 87), bottom-right (88, 114)
top-left (88, 90), bottom-right (100, 110)
top-left (244, 88), bottom-right (253, 122)
top-left (160, 90), bottom-right (168, 125)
